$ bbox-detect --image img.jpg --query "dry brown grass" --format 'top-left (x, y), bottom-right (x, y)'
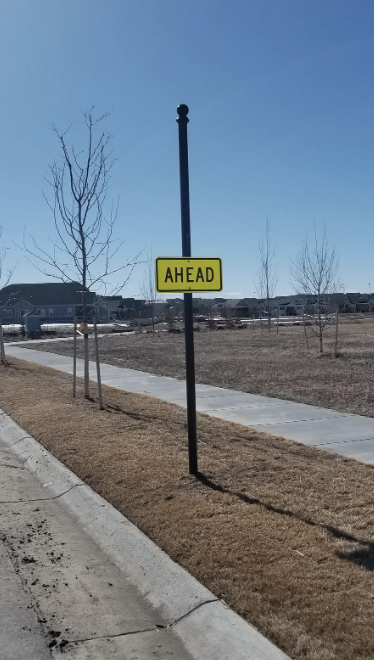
top-left (31, 318), bottom-right (374, 417)
top-left (1, 358), bottom-right (374, 659)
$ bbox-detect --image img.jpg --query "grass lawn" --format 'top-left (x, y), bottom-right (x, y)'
top-left (1, 358), bottom-right (374, 660)
top-left (31, 317), bottom-right (374, 417)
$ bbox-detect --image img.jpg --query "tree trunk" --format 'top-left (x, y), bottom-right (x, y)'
top-left (319, 319), bottom-right (323, 354)
top-left (73, 317), bottom-right (77, 398)
top-left (317, 296), bottom-right (323, 354)
top-left (82, 289), bottom-right (90, 398)
top-left (334, 309), bottom-right (339, 358)
top-left (302, 312), bottom-right (309, 353)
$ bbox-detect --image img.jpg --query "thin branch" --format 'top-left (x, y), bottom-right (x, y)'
top-left (0, 227), bottom-right (15, 289)
top-left (255, 219), bottom-right (277, 331)
top-left (21, 109), bottom-right (140, 296)
top-left (290, 224), bottom-right (340, 352)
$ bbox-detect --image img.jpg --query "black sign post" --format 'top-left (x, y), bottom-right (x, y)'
top-left (176, 104), bottom-right (198, 475)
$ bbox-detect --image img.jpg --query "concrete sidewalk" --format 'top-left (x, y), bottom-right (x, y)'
top-left (4, 329), bottom-right (134, 346)
top-left (6, 344), bottom-right (374, 464)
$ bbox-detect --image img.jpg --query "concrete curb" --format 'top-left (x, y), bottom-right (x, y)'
top-left (0, 408), bottom-right (290, 660)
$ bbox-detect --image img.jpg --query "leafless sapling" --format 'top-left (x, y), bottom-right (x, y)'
top-left (0, 227), bottom-right (16, 364)
top-left (255, 219), bottom-right (277, 333)
top-left (0, 227), bottom-right (15, 291)
top-left (23, 107), bottom-right (140, 398)
top-left (290, 225), bottom-right (339, 354)
top-left (140, 251), bottom-right (161, 335)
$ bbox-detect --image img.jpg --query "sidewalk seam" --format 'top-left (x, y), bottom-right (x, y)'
top-left (0, 483), bottom-right (83, 505)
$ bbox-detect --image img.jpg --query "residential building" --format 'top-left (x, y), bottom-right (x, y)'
top-left (211, 298), bottom-right (260, 319)
top-left (0, 282), bottom-right (96, 324)
top-left (97, 295), bottom-right (125, 321)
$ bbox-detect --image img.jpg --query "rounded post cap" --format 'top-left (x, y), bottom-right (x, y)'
top-left (177, 104), bottom-right (189, 116)
top-left (176, 104), bottom-right (189, 123)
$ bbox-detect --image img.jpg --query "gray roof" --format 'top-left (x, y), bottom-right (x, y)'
top-left (346, 292), bottom-right (369, 304)
top-left (0, 282), bottom-right (96, 307)
top-left (122, 298), bottom-right (144, 310)
top-left (327, 293), bottom-right (350, 303)
top-left (222, 299), bottom-right (242, 308)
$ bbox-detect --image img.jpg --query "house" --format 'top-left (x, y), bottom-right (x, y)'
top-left (346, 293), bottom-right (371, 313)
top-left (140, 300), bottom-right (168, 321)
top-left (210, 299), bottom-right (228, 318)
top-left (211, 298), bottom-right (260, 319)
top-left (283, 293), bottom-right (353, 316)
top-left (327, 293), bottom-right (354, 313)
top-left (87, 294), bottom-right (158, 323)
top-left (269, 297), bottom-right (297, 316)
top-left (121, 298), bottom-right (146, 320)
top-left (301, 293), bottom-right (354, 315)
top-left (265, 296), bottom-right (298, 317)
top-left (280, 295), bottom-right (326, 317)
top-left (97, 295), bottom-right (125, 321)
top-left (242, 298), bottom-right (261, 318)
top-left (0, 282), bottom-right (96, 324)
top-left (192, 298), bottom-right (215, 317)
top-left (165, 298), bottom-right (184, 319)
top-left (221, 299), bottom-right (242, 318)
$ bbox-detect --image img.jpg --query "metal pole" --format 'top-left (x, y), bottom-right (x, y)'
top-left (73, 317), bottom-right (77, 398)
top-left (83, 290), bottom-right (90, 399)
top-left (93, 317), bottom-right (104, 409)
top-left (0, 319), bottom-right (6, 365)
top-left (176, 103), bottom-right (198, 475)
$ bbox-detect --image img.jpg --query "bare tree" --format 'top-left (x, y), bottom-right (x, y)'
top-left (23, 107), bottom-right (139, 398)
top-left (290, 225), bottom-right (339, 354)
top-left (255, 219), bottom-right (277, 333)
top-left (0, 227), bottom-right (16, 366)
top-left (0, 227), bottom-right (15, 289)
top-left (140, 251), bottom-right (160, 335)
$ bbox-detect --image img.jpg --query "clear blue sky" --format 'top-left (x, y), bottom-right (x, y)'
top-left (1, 0), bottom-right (374, 298)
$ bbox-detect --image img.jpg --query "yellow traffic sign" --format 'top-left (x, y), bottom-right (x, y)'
top-left (155, 257), bottom-right (223, 293)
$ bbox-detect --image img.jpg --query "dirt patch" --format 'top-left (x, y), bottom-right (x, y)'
top-left (29, 318), bottom-right (374, 417)
top-left (1, 358), bottom-right (374, 660)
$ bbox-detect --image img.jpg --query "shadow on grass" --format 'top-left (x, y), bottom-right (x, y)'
top-left (103, 400), bottom-right (189, 431)
top-left (196, 471), bottom-right (374, 571)
top-left (104, 401), bottom-right (153, 422)
top-left (336, 545), bottom-right (374, 571)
